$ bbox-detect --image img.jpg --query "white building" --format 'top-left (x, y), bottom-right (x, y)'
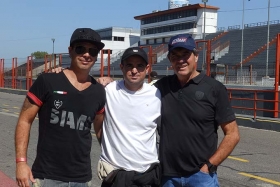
top-left (134, 2), bottom-right (219, 45)
top-left (95, 27), bottom-right (140, 67)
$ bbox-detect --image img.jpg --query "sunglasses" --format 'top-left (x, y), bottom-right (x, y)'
top-left (170, 51), bottom-right (193, 62)
top-left (74, 46), bottom-right (99, 57)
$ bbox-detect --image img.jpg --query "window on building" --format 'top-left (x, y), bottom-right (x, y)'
top-left (142, 22), bottom-right (196, 36)
top-left (146, 39), bottom-right (149, 45)
top-left (113, 37), bottom-right (125, 41)
top-left (141, 9), bottom-right (198, 25)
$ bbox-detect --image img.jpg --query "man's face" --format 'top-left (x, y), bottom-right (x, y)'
top-left (68, 42), bottom-right (99, 70)
top-left (120, 55), bottom-right (149, 90)
top-left (168, 47), bottom-right (198, 78)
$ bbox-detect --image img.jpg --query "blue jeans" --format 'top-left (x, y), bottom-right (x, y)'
top-left (161, 171), bottom-right (219, 187)
top-left (32, 178), bottom-right (91, 187)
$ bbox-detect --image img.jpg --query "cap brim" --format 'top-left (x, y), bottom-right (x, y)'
top-left (122, 54), bottom-right (148, 64)
top-left (71, 39), bottom-right (105, 50)
top-left (169, 43), bottom-right (194, 52)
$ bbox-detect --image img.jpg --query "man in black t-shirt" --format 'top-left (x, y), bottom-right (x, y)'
top-left (154, 34), bottom-right (240, 187)
top-left (15, 28), bottom-right (106, 187)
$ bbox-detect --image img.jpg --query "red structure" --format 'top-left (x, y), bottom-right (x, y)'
top-left (26, 56), bottom-right (33, 90)
top-left (100, 49), bottom-right (112, 77)
top-left (12, 58), bottom-right (18, 89)
top-left (0, 59), bottom-right (4, 87)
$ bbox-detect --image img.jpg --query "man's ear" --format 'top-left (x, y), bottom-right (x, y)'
top-left (68, 46), bottom-right (72, 53)
top-left (119, 63), bottom-right (123, 70)
top-left (145, 64), bottom-right (150, 74)
top-left (194, 55), bottom-right (198, 63)
top-left (68, 46), bottom-right (73, 59)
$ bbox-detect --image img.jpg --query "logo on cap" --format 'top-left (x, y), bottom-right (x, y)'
top-left (172, 37), bottom-right (187, 45)
top-left (133, 49), bottom-right (138, 52)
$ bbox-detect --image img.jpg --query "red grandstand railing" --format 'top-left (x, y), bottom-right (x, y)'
top-left (0, 59), bottom-right (4, 87)
top-left (212, 41), bottom-right (230, 51)
top-left (153, 44), bottom-right (165, 54)
top-left (140, 46), bottom-right (153, 83)
top-left (26, 56), bottom-right (33, 90)
top-left (44, 54), bottom-right (53, 72)
top-left (196, 40), bottom-right (212, 76)
top-left (44, 54), bottom-right (48, 73)
top-left (100, 49), bottom-right (112, 77)
top-left (12, 58), bottom-right (18, 89)
top-left (228, 89), bottom-right (280, 120)
top-left (100, 50), bottom-right (104, 77)
top-left (211, 31), bottom-right (228, 42)
top-left (274, 33), bottom-right (280, 117)
top-left (53, 54), bottom-right (57, 68)
top-left (228, 33), bottom-right (280, 118)
top-left (235, 36), bottom-right (278, 68)
top-left (59, 54), bottom-right (63, 67)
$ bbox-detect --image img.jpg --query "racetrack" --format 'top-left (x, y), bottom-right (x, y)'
top-left (0, 92), bottom-right (279, 187)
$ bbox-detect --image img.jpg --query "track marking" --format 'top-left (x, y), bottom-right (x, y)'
top-left (239, 172), bottom-right (280, 186)
top-left (2, 109), bottom-right (9, 112)
top-left (2, 104), bottom-right (9, 106)
top-left (228, 156), bottom-right (249, 162)
top-left (0, 112), bottom-right (18, 118)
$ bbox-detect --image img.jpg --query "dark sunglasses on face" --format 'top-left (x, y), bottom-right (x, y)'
top-left (170, 51), bottom-right (193, 62)
top-left (74, 46), bottom-right (99, 57)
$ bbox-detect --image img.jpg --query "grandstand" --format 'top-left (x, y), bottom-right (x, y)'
top-left (96, 21), bottom-right (280, 84)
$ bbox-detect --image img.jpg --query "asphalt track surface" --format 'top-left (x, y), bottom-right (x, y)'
top-left (0, 92), bottom-right (279, 187)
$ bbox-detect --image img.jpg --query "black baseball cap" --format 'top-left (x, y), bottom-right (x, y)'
top-left (70, 28), bottom-right (105, 50)
top-left (121, 47), bottom-right (148, 64)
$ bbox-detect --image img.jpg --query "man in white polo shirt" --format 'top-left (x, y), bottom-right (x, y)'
top-left (95, 47), bottom-right (161, 187)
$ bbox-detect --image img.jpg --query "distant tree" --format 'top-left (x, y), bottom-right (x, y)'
top-left (31, 51), bottom-right (48, 59)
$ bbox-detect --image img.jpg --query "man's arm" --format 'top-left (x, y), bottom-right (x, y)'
top-left (201, 120), bottom-right (240, 172)
top-left (97, 77), bottom-right (114, 87)
top-left (94, 113), bottom-right (105, 145)
top-left (15, 98), bottom-right (40, 187)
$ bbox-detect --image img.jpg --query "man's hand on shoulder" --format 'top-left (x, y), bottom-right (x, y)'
top-left (50, 67), bottom-right (64, 73)
top-left (97, 77), bottom-right (114, 87)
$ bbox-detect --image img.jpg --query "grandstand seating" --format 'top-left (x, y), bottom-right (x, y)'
top-left (153, 23), bottom-right (280, 77)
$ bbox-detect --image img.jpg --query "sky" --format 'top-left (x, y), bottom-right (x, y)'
top-left (0, 0), bottom-right (280, 62)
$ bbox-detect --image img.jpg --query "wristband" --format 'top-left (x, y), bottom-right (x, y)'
top-left (16, 157), bottom-right (27, 163)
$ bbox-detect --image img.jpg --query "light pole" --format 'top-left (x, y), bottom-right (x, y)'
top-left (265, 0), bottom-right (271, 77)
top-left (51, 38), bottom-right (55, 66)
top-left (202, 0), bottom-right (208, 71)
top-left (240, 0), bottom-right (245, 83)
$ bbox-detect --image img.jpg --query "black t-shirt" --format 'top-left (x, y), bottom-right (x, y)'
top-left (154, 73), bottom-right (235, 176)
top-left (27, 72), bottom-right (106, 182)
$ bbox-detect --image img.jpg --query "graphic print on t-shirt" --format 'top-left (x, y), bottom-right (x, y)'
top-left (54, 100), bottom-right (63, 109)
